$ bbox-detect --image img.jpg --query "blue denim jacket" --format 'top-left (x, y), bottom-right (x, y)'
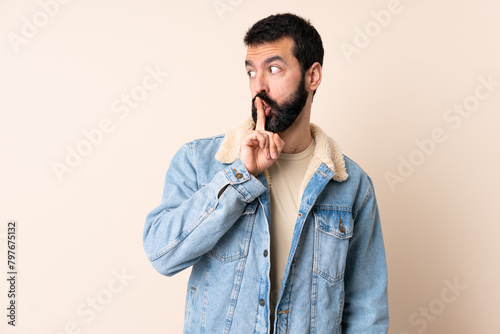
top-left (143, 118), bottom-right (389, 333)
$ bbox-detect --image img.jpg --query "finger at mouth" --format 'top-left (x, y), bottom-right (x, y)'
top-left (261, 101), bottom-right (271, 116)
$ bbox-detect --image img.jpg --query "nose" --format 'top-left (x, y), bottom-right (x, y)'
top-left (252, 72), bottom-right (269, 97)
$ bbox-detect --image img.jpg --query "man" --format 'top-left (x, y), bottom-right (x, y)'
top-left (143, 13), bottom-right (389, 333)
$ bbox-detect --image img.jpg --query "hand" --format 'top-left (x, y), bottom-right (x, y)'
top-left (240, 97), bottom-right (285, 176)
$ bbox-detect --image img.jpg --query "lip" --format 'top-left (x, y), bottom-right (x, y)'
top-left (261, 100), bottom-right (271, 116)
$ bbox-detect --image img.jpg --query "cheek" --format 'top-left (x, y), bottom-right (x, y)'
top-left (273, 80), bottom-right (295, 102)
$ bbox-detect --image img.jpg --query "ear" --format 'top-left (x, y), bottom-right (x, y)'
top-left (306, 62), bottom-right (322, 92)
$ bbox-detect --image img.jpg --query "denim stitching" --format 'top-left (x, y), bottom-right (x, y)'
top-left (148, 204), bottom-right (217, 261)
top-left (310, 272), bottom-right (318, 333)
top-left (223, 256), bottom-right (248, 333)
top-left (353, 175), bottom-right (373, 220)
top-left (201, 264), bottom-right (210, 334)
top-left (208, 206), bottom-right (256, 263)
top-left (333, 284), bottom-right (344, 332)
top-left (313, 268), bottom-right (345, 285)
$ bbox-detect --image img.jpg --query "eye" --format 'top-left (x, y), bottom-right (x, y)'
top-left (247, 70), bottom-right (256, 78)
top-left (269, 66), bottom-right (281, 74)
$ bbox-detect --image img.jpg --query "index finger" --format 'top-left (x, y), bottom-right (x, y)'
top-left (254, 96), bottom-right (266, 131)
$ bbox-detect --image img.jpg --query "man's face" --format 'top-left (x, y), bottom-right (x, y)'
top-left (245, 37), bottom-right (309, 133)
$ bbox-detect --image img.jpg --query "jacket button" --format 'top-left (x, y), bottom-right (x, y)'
top-left (235, 172), bottom-right (243, 179)
top-left (339, 218), bottom-right (346, 233)
top-left (263, 250), bottom-right (268, 257)
top-left (259, 298), bottom-right (265, 306)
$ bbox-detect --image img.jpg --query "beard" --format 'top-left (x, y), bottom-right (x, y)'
top-left (251, 74), bottom-right (308, 133)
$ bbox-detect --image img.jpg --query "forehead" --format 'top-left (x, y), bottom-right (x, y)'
top-left (245, 37), bottom-right (296, 65)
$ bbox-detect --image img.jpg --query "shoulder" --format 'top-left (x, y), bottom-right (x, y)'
top-left (185, 134), bottom-right (225, 150)
top-left (190, 133), bottom-right (226, 142)
top-left (342, 155), bottom-right (372, 184)
top-left (173, 134), bottom-right (230, 174)
top-left (341, 155), bottom-right (378, 217)
top-left (342, 154), bottom-right (371, 183)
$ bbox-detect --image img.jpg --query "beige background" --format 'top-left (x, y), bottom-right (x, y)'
top-left (1, 0), bottom-right (499, 333)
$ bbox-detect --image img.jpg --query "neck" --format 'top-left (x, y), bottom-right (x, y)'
top-left (278, 104), bottom-right (312, 154)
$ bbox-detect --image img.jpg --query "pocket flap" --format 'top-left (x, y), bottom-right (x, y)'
top-left (314, 207), bottom-right (353, 239)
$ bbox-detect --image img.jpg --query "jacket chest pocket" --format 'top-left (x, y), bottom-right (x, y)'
top-left (313, 207), bottom-right (353, 284)
top-left (209, 201), bottom-right (257, 263)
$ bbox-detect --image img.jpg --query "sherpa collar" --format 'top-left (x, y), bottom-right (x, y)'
top-left (214, 117), bottom-right (348, 184)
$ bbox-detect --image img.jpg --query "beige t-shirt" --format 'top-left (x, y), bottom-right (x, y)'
top-left (267, 138), bottom-right (316, 317)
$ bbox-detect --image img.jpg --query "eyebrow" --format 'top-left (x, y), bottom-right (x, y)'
top-left (245, 55), bottom-right (286, 67)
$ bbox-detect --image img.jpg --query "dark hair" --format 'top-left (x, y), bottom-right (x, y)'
top-left (244, 13), bottom-right (324, 92)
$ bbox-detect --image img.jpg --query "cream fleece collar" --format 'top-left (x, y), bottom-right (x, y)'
top-left (215, 117), bottom-right (348, 188)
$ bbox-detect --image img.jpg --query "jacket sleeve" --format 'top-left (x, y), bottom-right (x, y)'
top-left (341, 176), bottom-right (389, 333)
top-left (142, 142), bottom-right (266, 276)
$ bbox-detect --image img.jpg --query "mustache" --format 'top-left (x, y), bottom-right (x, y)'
top-left (252, 92), bottom-right (277, 110)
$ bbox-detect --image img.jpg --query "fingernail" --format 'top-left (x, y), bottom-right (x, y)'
top-left (272, 152), bottom-right (277, 159)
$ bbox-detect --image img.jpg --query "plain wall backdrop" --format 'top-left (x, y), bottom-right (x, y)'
top-left (1, 0), bottom-right (499, 333)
